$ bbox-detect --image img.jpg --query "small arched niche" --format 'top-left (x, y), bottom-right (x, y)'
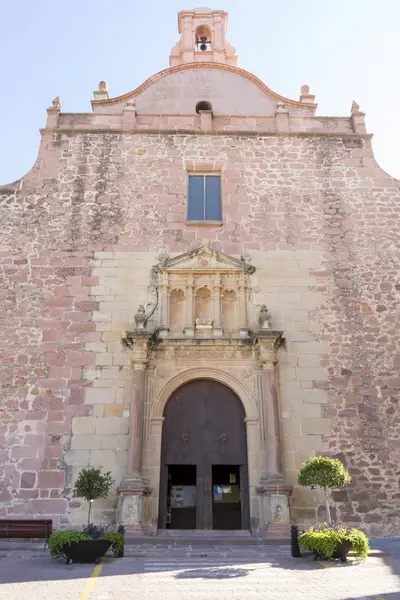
top-left (169, 288), bottom-right (185, 334)
top-left (222, 289), bottom-right (238, 332)
top-left (195, 286), bottom-right (212, 321)
top-left (196, 100), bottom-right (213, 114)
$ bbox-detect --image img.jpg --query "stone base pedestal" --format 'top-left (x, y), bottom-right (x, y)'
top-left (158, 327), bottom-right (169, 339)
top-left (256, 482), bottom-right (293, 536)
top-left (213, 326), bottom-right (223, 338)
top-left (118, 478), bottom-right (148, 536)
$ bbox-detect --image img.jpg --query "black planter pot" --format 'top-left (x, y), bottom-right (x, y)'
top-left (332, 540), bottom-right (353, 563)
top-left (63, 539), bottom-right (111, 564)
top-left (314, 539), bottom-right (353, 563)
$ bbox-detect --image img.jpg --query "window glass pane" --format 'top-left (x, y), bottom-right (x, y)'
top-left (188, 175), bottom-right (204, 220)
top-left (205, 175), bottom-right (222, 220)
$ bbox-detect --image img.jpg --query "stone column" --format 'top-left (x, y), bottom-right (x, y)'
top-left (275, 102), bottom-right (289, 133)
top-left (199, 110), bottom-right (213, 132)
top-left (158, 272), bottom-right (169, 339)
top-left (212, 273), bottom-right (223, 338)
top-left (119, 333), bottom-right (150, 535)
top-left (46, 97), bottom-right (61, 129)
top-left (123, 101), bottom-right (137, 130)
top-left (256, 331), bottom-right (292, 535)
top-left (262, 362), bottom-right (282, 481)
top-left (351, 102), bottom-right (367, 134)
top-left (126, 364), bottom-right (146, 479)
top-left (238, 274), bottom-right (248, 337)
top-left (184, 275), bottom-right (194, 337)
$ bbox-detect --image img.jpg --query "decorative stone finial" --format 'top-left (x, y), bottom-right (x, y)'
top-left (134, 304), bottom-right (147, 330)
top-left (52, 96), bottom-right (61, 109)
top-left (299, 85), bottom-right (316, 104)
top-left (93, 82), bottom-right (110, 101)
top-left (276, 101), bottom-right (286, 113)
top-left (258, 305), bottom-right (272, 331)
top-left (157, 249), bottom-right (169, 266)
top-left (351, 100), bottom-right (360, 114)
top-left (241, 250), bottom-right (252, 264)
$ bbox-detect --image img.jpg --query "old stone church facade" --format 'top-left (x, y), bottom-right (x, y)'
top-left (1, 8), bottom-right (399, 536)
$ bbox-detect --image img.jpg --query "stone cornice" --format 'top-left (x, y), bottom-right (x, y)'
top-left (256, 483), bottom-right (293, 496)
top-left (40, 128), bottom-right (373, 140)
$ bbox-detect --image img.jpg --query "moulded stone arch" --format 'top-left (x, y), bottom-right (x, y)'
top-left (152, 367), bottom-right (258, 420)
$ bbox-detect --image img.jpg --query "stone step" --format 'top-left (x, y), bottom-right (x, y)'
top-left (125, 536), bottom-right (289, 546)
top-left (157, 529), bottom-right (252, 538)
top-left (125, 547), bottom-right (290, 558)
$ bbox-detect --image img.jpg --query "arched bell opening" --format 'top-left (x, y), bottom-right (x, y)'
top-left (195, 24), bottom-right (212, 51)
top-left (158, 379), bottom-right (250, 531)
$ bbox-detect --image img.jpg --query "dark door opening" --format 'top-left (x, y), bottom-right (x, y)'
top-left (158, 380), bottom-right (250, 530)
top-left (212, 465), bottom-right (242, 530)
top-left (166, 465), bottom-right (197, 529)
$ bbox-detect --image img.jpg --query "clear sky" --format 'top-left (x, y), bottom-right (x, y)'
top-left (1, 0), bottom-right (399, 184)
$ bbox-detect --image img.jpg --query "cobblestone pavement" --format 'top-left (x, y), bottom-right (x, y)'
top-left (0, 543), bottom-right (399, 600)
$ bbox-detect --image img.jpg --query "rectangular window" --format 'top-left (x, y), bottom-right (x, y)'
top-left (187, 174), bottom-right (222, 221)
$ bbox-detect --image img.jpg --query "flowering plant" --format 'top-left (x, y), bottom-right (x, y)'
top-left (299, 522), bottom-right (369, 560)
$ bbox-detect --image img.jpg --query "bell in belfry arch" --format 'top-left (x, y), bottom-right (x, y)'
top-left (200, 35), bottom-right (208, 51)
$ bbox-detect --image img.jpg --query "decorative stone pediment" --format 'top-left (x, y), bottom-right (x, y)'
top-left (152, 246), bottom-right (255, 339)
top-left (153, 246), bottom-right (255, 274)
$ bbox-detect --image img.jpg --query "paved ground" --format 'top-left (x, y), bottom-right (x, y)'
top-left (0, 540), bottom-right (399, 600)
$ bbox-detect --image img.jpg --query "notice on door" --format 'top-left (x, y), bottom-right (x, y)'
top-left (171, 486), bottom-right (197, 508)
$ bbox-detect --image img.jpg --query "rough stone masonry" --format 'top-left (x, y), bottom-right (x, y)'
top-left (0, 7), bottom-right (399, 535)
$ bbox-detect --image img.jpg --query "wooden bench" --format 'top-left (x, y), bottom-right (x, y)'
top-left (0, 520), bottom-right (53, 547)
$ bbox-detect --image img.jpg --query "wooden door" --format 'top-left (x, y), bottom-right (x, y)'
top-left (158, 379), bottom-right (250, 530)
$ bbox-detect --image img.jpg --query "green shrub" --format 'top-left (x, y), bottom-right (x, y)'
top-left (299, 524), bottom-right (369, 560)
top-left (49, 531), bottom-right (91, 558)
top-left (102, 532), bottom-right (125, 557)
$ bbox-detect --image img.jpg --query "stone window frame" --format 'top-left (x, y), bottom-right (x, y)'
top-left (185, 160), bottom-right (224, 227)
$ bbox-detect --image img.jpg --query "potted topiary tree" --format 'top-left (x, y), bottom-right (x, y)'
top-left (297, 456), bottom-right (369, 562)
top-left (73, 467), bottom-right (113, 527)
top-left (48, 468), bottom-right (123, 564)
top-left (297, 456), bottom-right (351, 526)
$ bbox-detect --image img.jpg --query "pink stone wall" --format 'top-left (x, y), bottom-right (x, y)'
top-left (56, 113), bottom-right (352, 135)
top-left (0, 127), bottom-right (399, 532)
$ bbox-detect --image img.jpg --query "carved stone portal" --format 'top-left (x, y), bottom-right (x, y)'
top-left (120, 246), bottom-right (292, 536)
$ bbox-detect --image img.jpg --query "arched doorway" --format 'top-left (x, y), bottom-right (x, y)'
top-left (158, 379), bottom-right (250, 530)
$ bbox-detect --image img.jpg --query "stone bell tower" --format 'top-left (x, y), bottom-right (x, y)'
top-left (169, 7), bottom-right (238, 66)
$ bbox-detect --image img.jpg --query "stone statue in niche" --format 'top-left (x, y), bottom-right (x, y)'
top-left (195, 317), bottom-right (213, 330)
top-left (258, 305), bottom-right (272, 330)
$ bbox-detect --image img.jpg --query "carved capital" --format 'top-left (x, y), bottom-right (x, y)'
top-left (252, 330), bottom-right (284, 366)
top-left (122, 331), bottom-right (151, 368)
